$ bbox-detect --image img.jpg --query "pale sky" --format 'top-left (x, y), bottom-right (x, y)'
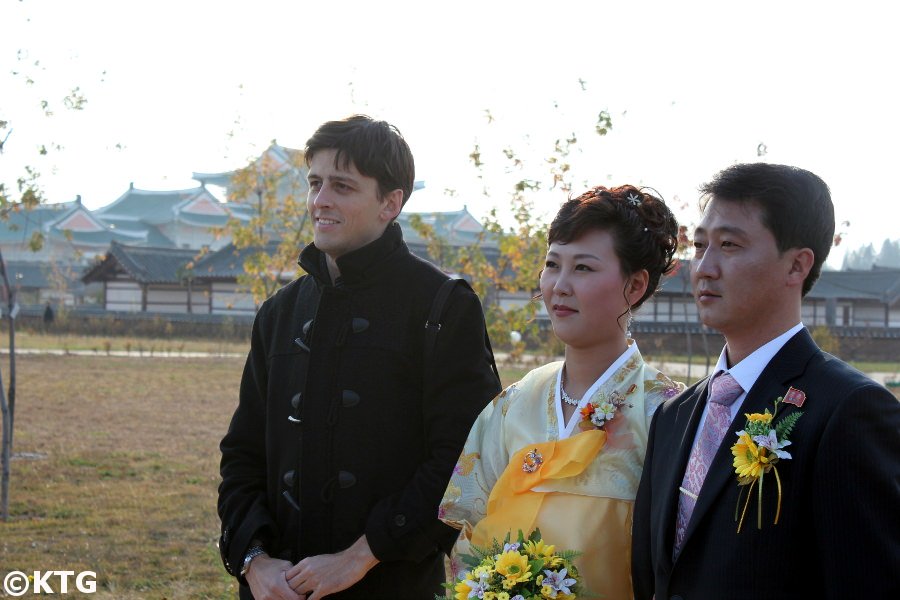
top-left (3, 0), bottom-right (898, 268)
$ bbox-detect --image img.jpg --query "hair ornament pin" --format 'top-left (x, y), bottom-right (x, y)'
top-left (643, 227), bottom-right (649, 232)
top-left (627, 192), bottom-right (642, 206)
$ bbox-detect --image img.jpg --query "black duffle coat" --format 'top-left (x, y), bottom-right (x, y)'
top-left (218, 223), bottom-right (501, 598)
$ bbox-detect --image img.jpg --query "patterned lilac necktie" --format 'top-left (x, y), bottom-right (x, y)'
top-left (673, 371), bottom-right (743, 559)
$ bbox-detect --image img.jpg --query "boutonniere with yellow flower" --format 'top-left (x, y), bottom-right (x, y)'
top-left (731, 387), bottom-right (804, 532)
top-left (441, 529), bottom-right (585, 600)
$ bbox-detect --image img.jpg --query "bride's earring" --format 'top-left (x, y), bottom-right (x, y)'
top-left (625, 306), bottom-right (634, 339)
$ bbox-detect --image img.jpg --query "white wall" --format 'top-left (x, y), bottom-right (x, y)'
top-left (210, 282), bottom-right (256, 315)
top-left (106, 281), bottom-right (142, 311)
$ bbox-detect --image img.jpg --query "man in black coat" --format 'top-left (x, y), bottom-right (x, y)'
top-left (218, 115), bottom-right (501, 599)
top-left (632, 163), bottom-right (900, 599)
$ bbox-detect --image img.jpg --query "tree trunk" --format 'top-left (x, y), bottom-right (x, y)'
top-left (1, 368), bottom-right (9, 521)
top-left (8, 308), bottom-right (16, 447)
top-left (0, 250), bottom-right (16, 520)
top-left (682, 280), bottom-right (693, 381)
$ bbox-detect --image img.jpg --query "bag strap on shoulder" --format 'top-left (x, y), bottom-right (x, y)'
top-left (424, 277), bottom-right (499, 381)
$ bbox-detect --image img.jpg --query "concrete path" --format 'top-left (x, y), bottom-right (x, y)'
top-left (4, 348), bottom-right (898, 385)
top-left (494, 353), bottom-right (899, 386)
top-left (647, 360), bottom-right (898, 386)
top-left (0, 348), bottom-right (244, 358)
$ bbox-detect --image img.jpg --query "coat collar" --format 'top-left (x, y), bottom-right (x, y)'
top-left (298, 222), bottom-right (407, 286)
top-left (675, 328), bottom-right (818, 557)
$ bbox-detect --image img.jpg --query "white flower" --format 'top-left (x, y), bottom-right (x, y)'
top-left (597, 401), bottom-right (617, 420)
top-left (464, 571), bottom-right (490, 598)
top-left (753, 429), bottom-right (793, 460)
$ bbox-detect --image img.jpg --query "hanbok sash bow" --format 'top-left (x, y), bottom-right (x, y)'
top-left (472, 429), bottom-right (607, 546)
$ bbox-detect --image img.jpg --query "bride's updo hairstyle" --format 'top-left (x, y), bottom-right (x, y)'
top-left (547, 185), bottom-right (679, 310)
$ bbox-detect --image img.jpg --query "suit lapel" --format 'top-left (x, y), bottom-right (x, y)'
top-left (678, 329), bottom-right (819, 553)
top-left (657, 378), bottom-right (711, 569)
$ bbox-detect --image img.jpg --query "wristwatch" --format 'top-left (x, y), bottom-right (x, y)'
top-left (240, 545), bottom-right (267, 577)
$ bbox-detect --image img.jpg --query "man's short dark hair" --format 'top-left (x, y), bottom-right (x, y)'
top-left (699, 162), bottom-right (834, 296)
top-left (305, 114), bottom-right (415, 207)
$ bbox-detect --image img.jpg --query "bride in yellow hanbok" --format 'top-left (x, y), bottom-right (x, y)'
top-left (440, 185), bottom-right (684, 599)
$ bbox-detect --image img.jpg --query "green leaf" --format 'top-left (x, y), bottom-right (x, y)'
top-left (776, 411), bottom-right (802, 440)
top-left (460, 552), bottom-right (482, 568)
top-left (28, 231), bottom-right (45, 252)
top-left (529, 558), bottom-right (545, 574)
top-left (558, 548), bottom-right (582, 562)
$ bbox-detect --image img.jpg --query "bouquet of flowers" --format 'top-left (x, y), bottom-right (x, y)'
top-left (442, 529), bottom-right (585, 600)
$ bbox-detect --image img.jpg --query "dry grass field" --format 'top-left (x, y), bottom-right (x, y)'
top-left (7, 331), bottom-right (249, 356)
top-left (3, 352), bottom-right (893, 598)
top-left (1, 354), bottom-right (244, 599)
top-left (0, 353), bottom-right (531, 599)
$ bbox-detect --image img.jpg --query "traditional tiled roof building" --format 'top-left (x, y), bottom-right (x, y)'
top-left (93, 183), bottom-right (246, 251)
top-left (12, 141), bottom-right (899, 330)
top-left (81, 241), bottom-right (210, 313)
top-left (641, 261), bottom-right (900, 329)
top-left (77, 205), bottom-right (495, 316)
top-left (193, 142), bottom-right (307, 203)
top-left (0, 198), bottom-right (139, 263)
top-left (2, 260), bottom-right (86, 305)
top-left (190, 242), bottom-right (289, 315)
top-left (804, 267), bottom-right (900, 327)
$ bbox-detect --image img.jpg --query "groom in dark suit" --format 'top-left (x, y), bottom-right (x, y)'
top-left (632, 163), bottom-right (900, 599)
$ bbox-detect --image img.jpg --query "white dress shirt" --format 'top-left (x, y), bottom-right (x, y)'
top-left (689, 322), bottom-right (805, 450)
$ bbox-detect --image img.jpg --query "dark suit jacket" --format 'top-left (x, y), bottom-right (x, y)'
top-left (633, 329), bottom-right (900, 600)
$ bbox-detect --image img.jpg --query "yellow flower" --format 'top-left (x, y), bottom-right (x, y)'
top-left (454, 578), bottom-right (471, 600)
top-left (525, 538), bottom-right (564, 567)
top-left (495, 550), bottom-right (532, 585)
top-left (498, 593), bottom-right (510, 600)
top-left (524, 539), bottom-right (556, 560)
top-left (541, 584), bottom-right (555, 598)
top-left (745, 412), bottom-right (773, 424)
top-left (484, 593), bottom-right (496, 600)
top-left (732, 432), bottom-right (774, 482)
top-left (473, 564), bottom-right (494, 578)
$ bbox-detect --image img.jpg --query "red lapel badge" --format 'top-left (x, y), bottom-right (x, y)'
top-left (782, 386), bottom-right (806, 408)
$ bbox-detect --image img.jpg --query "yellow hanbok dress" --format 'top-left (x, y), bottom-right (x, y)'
top-left (439, 342), bottom-right (683, 599)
